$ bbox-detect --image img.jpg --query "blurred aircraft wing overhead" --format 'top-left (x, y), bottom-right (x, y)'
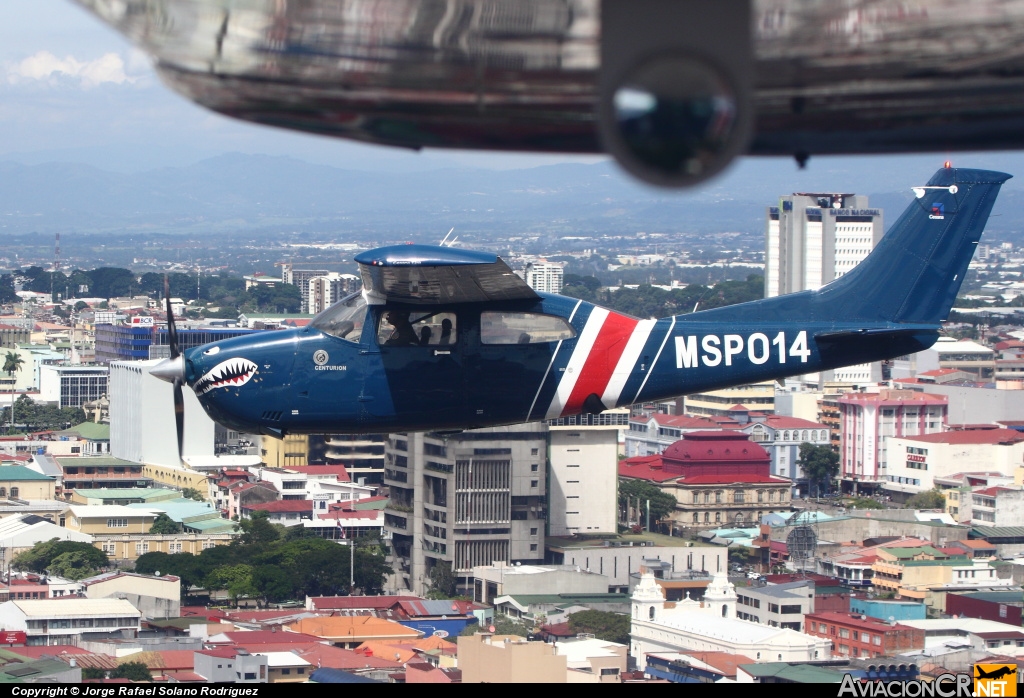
top-left (75, 0), bottom-right (1024, 187)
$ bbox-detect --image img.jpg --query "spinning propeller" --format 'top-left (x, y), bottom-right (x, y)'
top-left (149, 277), bottom-right (186, 462)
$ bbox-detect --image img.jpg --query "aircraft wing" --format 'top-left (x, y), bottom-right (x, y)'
top-left (75, 0), bottom-right (1024, 189)
top-left (354, 245), bottom-right (539, 306)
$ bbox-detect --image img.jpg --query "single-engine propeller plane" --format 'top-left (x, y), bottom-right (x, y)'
top-left (152, 165), bottom-right (1009, 447)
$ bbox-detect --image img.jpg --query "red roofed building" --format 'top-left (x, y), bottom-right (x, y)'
top-left (241, 498), bottom-right (314, 526)
top-left (306, 595), bottom-right (421, 613)
top-left (838, 390), bottom-right (948, 492)
top-left (804, 611), bottom-right (924, 658)
top-left (883, 427), bottom-right (1024, 505)
top-left (227, 481), bottom-right (277, 520)
top-left (619, 431), bottom-right (792, 530)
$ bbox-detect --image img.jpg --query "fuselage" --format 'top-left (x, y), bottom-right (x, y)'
top-left (184, 291), bottom-right (938, 436)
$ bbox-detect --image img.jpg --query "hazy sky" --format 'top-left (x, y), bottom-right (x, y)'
top-left (5, 0), bottom-right (1024, 193)
top-left (0, 0), bottom-right (609, 172)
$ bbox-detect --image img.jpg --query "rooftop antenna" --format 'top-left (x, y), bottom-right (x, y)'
top-left (51, 233), bottom-right (60, 302)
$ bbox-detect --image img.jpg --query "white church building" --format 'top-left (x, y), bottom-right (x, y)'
top-left (630, 569), bottom-right (831, 671)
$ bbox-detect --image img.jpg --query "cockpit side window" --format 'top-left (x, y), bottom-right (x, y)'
top-left (311, 292), bottom-right (366, 343)
top-left (480, 312), bottom-right (576, 345)
top-left (377, 311), bottom-right (457, 347)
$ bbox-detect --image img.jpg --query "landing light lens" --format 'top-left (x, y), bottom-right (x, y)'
top-left (610, 54), bottom-right (740, 187)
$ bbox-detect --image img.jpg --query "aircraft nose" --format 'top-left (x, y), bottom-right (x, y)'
top-left (150, 355), bottom-right (186, 384)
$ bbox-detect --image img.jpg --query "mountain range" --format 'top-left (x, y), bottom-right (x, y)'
top-left (3, 152), bottom-right (1024, 243)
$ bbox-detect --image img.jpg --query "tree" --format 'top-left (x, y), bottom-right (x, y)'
top-left (149, 513), bottom-right (182, 535)
top-left (618, 478), bottom-right (677, 528)
top-left (797, 443), bottom-right (840, 497)
top-left (250, 565), bottom-right (294, 605)
top-left (1, 394), bottom-right (86, 433)
top-left (11, 539), bottom-right (108, 574)
top-left (82, 667), bottom-right (107, 680)
top-left (2, 352), bottom-right (24, 379)
top-left (88, 267), bottom-right (135, 299)
top-left (426, 560), bottom-right (458, 599)
top-left (0, 275), bottom-right (16, 305)
top-left (47, 550), bottom-right (103, 580)
top-left (235, 510), bottom-right (280, 546)
top-left (567, 610), bottom-right (631, 644)
top-left (205, 564), bottom-right (256, 605)
top-left (906, 489), bottom-right (946, 510)
top-left (134, 551), bottom-right (202, 593)
top-left (459, 616), bottom-right (530, 637)
top-left (112, 661), bottom-right (152, 682)
top-left (181, 487), bottom-right (205, 502)
top-left (847, 497), bottom-right (883, 510)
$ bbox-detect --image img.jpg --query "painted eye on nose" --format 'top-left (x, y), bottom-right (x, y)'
top-left (204, 346), bottom-right (221, 356)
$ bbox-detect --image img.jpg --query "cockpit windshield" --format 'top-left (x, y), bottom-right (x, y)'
top-left (311, 292), bottom-right (366, 343)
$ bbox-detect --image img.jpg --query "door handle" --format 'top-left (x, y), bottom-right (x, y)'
top-left (434, 350), bottom-right (451, 356)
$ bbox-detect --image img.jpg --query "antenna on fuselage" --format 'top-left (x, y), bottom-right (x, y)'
top-left (439, 228), bottom-right (455, 246)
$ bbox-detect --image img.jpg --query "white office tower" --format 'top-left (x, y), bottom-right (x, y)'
top-left (766, 193), bottom-right (885, 384)
top-left (524, 260), bottom-right (564, 294)
top-left (383, 424), bottom-right (548, 597)
top-left (308, 273), bottom-right (358, 315)
top-left (280, 263), bottom-right (329, 313)
top-left (547, 410), bottom-right (629, 536)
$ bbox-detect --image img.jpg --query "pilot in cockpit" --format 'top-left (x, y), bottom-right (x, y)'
top-left (383, 311), bottom-right (419, 346)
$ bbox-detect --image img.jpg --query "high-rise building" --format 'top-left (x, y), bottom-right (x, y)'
top-left (307, 273), bottom-right (359, 315)
top-left (524, 260), bottom-right (564, 294)
top-left (766, 193), bottom-right (883, 297)
top-left (39, 366), bottom-right (108, 409)
top-left (837, 389), bottom-right (948, 492)
top-left (766, 192), bottom-right (885, 384)
top-left (95, 325), bottom-right (256, 363)
top-left (384, 424), bottom-right (548, 597)
top-left (280, 263), bottom-right (330, 314)
top-left (547, 411), bottom-right (628, 537)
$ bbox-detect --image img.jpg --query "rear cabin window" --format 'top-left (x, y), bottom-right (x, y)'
top-left (480, 312), bottom-right (576, 345)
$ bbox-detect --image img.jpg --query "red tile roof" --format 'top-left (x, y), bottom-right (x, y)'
top-left (759, 415), bottom-right (829, 429)
top-left (972, 486), bottom-right (1018, 497)
top-left (805, 611), bottom-right (912, 632)
top-left (213, 631), bottom-right (326, 645)
top-left (308, 595), bottom-right (420, 611)
top-left (295, 644), bottom-right (403, 671)
top-left (231, 481), bottom-right (277, 493)
top-left (839, 391), bottom-right (948, 405)
top-left (618, 456), bottom-right (682, 483)
top-left (241, 499), bottom-right (313, 513)
top-left (284, 466), bottom-right (350, 481)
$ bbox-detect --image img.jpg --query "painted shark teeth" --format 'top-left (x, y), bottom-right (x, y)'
top-left (194, 358), bottom-right (258, 396)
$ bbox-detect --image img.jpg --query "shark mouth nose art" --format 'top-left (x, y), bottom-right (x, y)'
top-left (195, 358), bottom-right (258, 396)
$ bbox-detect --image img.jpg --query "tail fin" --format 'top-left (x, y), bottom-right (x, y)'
top-left (699, 166), bottom-right (1010, 325)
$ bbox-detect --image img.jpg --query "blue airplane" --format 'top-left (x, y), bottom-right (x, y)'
top-left (152, 165), bottom-right (1008, 450)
